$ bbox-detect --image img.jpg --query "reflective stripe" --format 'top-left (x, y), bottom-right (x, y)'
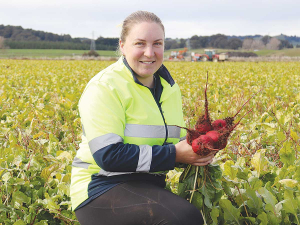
top-left (124, 124), bottom-right (181, 139)
top-left (82, 124), bottom-right (86, 136)
top-left (98, 169), bottom-right (133, 176)
top-left (167, 125), bottom-right (181, 139)
top-left (72, 157), bottom-right (91, 169)
top-left (89, 133), bottom-right (123, 154)
top-left (180, 136), bottom-right (186, 141)
top-left (136, 145), bottom-right (152, 172)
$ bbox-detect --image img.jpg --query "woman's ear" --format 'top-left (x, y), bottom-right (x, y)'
top-left (119, 40), bottom-right (125, 56)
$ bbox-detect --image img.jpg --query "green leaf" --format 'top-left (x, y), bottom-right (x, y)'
top-left (251, 149), bottom-right (269, 177)
top-left (207, 164), bottom-right (222, 180)
top-left (44, 193), bottom-right (60, 211)
top-left (211, 207), bottom-right (220, 225)
top-left (290, 130), bottom-right (298, 141)
top-left (279, 141), bottom-right (295, 167)
top-left (246, 188), bottom-right (263, 214)
top-left (277, 131), bottom-right (286, 142)
top-left (191, 191), bottom-right (203, 210)
top-left (283, 190), bottom-right (298, 215)
top-left (236, 167), bottom-right (249, 181)
top-left (282, 198), bottom-right (298, 215)
top-left (257, 187), bottom-right (277, 207)
top-left (279, 179), bottom-right (298, 188)
top-left (200, 182), bottom-right (215, 209)
top-left (223, 160), bottom-right (237, 181)
top-left (219, 199), bottom-right (241, 224)
top-left (1, 172), bottom-right (11, 183)
top-left (13, 220), bottom-right (26, 225)
top-left (257, 212), bottom-right (268, 225)
top-left (40, 163), bottom-right (60, 180)
top-left (12, 191), bottom-right (31, 209)
top-left (248, 176), bottom-right (263, 191)
top-left (266, 211), bottom-right (280, 225)
top-left (177, 182), bottom-right (188, 198)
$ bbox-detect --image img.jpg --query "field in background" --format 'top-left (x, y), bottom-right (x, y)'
top-left (1, 60), bottom-right (300, 224)
top-left (164, 47), bottom-right (300, 57)
top-left (0, 49), bottom-right (118, 58)
top-left (1, 48), bottom-right (300, 59)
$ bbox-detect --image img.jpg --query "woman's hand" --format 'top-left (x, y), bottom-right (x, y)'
top-left (174, 140), bottom-right (214, 166)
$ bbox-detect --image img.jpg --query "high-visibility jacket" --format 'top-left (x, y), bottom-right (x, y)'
top-left (70, 57), bottom-right (186, 210)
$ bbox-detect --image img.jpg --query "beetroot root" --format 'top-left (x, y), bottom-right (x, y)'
top-left (192, 135), bottom-right (215, 156)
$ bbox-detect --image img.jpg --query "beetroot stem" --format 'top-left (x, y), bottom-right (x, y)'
top-left (232, 108), bottom-right (254, 130)
top-left (233, 88), bottom-right (263, 118)
top-left (204, 72), bottom-right (209, 120)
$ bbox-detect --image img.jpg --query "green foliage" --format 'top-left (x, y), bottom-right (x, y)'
top-left (1, 60), bottom-right (300, 223)
top-left (0, 60), bottom-right (113, 224)
top-left (166, 61), bottom-right (300, 224)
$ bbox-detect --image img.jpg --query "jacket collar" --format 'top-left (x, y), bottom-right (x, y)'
top-left (122, 57), bottom-right (175, 87)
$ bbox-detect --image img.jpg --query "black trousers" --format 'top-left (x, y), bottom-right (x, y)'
top-left (75, 181), bottom-right (204, 225)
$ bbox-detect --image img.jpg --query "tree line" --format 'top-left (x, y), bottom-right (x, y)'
top-left (0, 25), bottom-right (298, 51)
top-left (0, 25), bottom-right (118, 50)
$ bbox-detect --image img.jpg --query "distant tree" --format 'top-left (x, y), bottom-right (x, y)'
top-left (179, 38), bottom-right (186, 48)
top-left (190, 35), bottom-right (201, 49)
top-left (198, 36), bottom-right (209, 48)
top-left (208, 34), bottom-right (227, 48)
top-left (296, 44), bottom-right (300, 48)
top-left (0, 36), bottom-right (5, 49)
top-left (227, 38), bottom-right (242, 50)
top-left (251, 39), bottom-right (265, 50)
top-left (95, 37), bottom-right (118, 50)
top-left (3, 26), bottom-right (14, 38)
top-left (279, 39), bottom-right (293, 49)
top-left (261, 35), bottom-right (271, 45)
top-left (213, 37), bottom-right (228, 48)
top-left (242, 38), bottom-right (253, 50)
top-left (165, 39), bottom-right (179, 50)
top-left (266, 38), bottom-right (281, 50)
top-left (63, 35), bottom-right (72, 42)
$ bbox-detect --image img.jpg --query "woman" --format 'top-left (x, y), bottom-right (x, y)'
top-left (71, 10), bottom-right (214, 225)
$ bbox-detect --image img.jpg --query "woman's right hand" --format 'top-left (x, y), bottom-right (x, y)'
top-left (174, 140), bottom-right (214, 166)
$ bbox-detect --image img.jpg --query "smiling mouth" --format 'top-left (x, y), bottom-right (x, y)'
top-left (140, 61), bottom-right (155, 64)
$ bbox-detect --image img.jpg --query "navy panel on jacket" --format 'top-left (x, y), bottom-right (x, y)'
top-left (93, 142), bottom-right (140, 172)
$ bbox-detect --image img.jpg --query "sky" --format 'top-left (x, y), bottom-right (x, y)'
top-left (1, 0), bottom-right (300, 39)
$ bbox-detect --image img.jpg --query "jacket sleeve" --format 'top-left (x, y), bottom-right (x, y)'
top-left (79, 80), bottom-right (176, 173)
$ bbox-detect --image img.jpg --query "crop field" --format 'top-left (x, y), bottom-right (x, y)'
top-left (0, 49), bottom-right (118, 59)
top-left (1, 59), bottom-right (300, 224)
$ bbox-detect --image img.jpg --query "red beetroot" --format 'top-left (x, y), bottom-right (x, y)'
top-left (205, 130), bottom-right (220, 143)
top-left (215, 108), bottom-right (254, 150)
top-left (195, 115), bottom-right (213, 134)
top-left (175, 126), bottom-right (201, 145)
top-left (192, 135), bottom-right (214, 156)
top-left (175, 73), bottom-right (261, 157)
top-left (211, 119), bottom-right (227, 130)
top-left (186, 129), bottom-right (201, 145)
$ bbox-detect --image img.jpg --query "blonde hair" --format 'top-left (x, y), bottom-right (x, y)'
top-left (120, 11), bottom-right (165, 43)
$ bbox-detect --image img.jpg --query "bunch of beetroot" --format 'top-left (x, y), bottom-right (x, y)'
top-left (180, 73), bottom-right (260, 156)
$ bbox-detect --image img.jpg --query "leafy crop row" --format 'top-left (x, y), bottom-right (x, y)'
top-left (0, 60), bottom-right (299, 224)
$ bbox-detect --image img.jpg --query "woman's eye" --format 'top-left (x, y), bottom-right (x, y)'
top-left (154, 42), bottom-right (162, 46)
top-left (136, 42), bottom-right (144, 46)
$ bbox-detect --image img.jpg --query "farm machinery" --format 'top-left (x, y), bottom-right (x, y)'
top-left (169, 47), bottom-right (188, 60)
top-left (191, 49), bottom-right (228, 62)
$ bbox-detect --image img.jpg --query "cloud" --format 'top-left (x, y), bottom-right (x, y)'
top-left (1, 0), bottom-right (299, 38)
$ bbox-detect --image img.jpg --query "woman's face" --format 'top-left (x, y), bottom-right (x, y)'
top-left (120, 22), bottom-right (164, 87)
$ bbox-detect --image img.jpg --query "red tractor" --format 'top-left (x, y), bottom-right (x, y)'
top-left (192, 49), bottom-right (228, 62)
